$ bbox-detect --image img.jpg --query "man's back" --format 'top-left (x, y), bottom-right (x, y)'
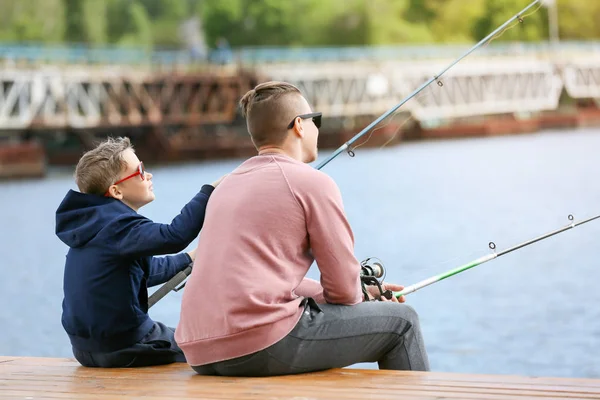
top-left (176, 153), bottom-right (362, 366)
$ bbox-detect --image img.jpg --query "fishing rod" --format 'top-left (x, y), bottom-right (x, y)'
top-left (148, 0), bottom-right (541, 308)
top-left (392, 214), bottom-right (600, 299)
top-left (148, 265), bottom-right (191, 309)
top-left (315, 0), bottom-right (541, 170)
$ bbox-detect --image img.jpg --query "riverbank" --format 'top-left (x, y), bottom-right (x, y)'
top-left (2, 101), bottom-right (599, 180)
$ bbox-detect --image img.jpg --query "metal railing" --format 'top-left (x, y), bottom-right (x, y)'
top-left (1, 41), bottom-right (600, 67)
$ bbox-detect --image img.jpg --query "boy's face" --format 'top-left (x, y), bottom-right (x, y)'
top-left (110, 149), bottom-right (155, 211)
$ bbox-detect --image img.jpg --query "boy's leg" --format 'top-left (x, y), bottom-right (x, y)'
top-left (73, 322), bottom-right (185, 368)
top-left (133, 321), bottom-right (186, 364)
top-left (197, 298), bottom-right (429, 376)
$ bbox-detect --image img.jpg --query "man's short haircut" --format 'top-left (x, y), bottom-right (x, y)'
top-left (239, 81), bottom-right (305, 148)
top-left (74, 137), bottom-right (131, 195)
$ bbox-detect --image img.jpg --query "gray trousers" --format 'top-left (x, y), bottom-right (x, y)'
top-left (192, 298), bottom-right (430, 376)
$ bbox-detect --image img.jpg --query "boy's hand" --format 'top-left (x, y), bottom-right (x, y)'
top-left (211, 174), bottom-right (228, 188)
top-left (187, 249), bottom-right (196, 262)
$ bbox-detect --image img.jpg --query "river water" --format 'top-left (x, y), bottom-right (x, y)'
top-left (1, 127), bottom-right (599, 378)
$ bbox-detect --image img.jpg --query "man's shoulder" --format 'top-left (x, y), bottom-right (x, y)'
top-left (281, 162), bottom-right (338, 192)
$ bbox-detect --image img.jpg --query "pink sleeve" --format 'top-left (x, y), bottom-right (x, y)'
top-left (300, 173), bottom-right (362, 305)
top-left (296, 278), bottom-right (325, 303)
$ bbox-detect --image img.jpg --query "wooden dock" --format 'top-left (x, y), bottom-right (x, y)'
top-left (1, 356), bottom-right (600, 399)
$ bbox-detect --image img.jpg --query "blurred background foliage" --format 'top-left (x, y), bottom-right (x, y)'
top-left (0, 0), bottom-right (596, 51)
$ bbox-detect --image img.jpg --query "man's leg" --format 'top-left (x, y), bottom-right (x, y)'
top-left (200, 299), bottom-right (429, 376)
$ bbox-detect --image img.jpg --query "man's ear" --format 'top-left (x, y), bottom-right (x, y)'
top-left (291, 118), bottom-right (305, 138)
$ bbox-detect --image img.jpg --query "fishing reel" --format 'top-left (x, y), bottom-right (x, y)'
top-left (360, 257), bottom-right (393, 302)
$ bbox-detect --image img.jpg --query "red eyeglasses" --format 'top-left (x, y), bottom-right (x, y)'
top-left (104, 162), bottom-right (145, 196)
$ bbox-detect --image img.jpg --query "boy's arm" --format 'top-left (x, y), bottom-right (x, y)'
top-left (114, 185), bottom-right (214, 259)
top-left (300, 173), bottom-right (363, 306)
top-left (147, 253), bottom-right (192, 287)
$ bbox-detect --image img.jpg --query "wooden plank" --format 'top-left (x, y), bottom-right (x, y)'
top-left (3, 357), bottom-right (598, 388)
top-left (1, 357), bottom-right (600, 400)
top-left (4, 371), bottom-right (600, 398)
top-left (2, 379), bottom-right (599, 399)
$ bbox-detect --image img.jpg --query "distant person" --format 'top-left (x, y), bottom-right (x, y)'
top-left (211, 37), bottom-right (232, 65)
top-left (55, 137), bottom-right (225, 368)
top-left (179, 17), bottom-right (208, 61)
top-left (176, 81), bottom-right (430, 376)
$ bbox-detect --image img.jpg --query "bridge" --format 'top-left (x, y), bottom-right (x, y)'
top-left (0, 42), bottom-right (599, 171)
top-left (261, 58), bottom-right (567, 123)
top-left (1, 55), bottom-right (598, 130)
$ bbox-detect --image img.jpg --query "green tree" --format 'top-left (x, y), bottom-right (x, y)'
top-left (366, 0), bottom-right (434, 44)
top-left (473, 0), bottom-right (547, 43)
top-left (2, 0), bottom-right (600, 51)
top-left (63, 0), bottom-right (107, 45)
top-left (200, 0), bottom-right (244, 47)
top-left (140, 0), bottom-right (189, 47)
top-left (116, 1), bottom-right (153, 51)
top-left (0, 0), bottom-right (65, 43)
top-left (64, 0), bottom-right (85, 43)
top-left (82, 1), bottom-right (108, 45)
top-left (429, 0), bottom-right (486, 43)
top-left (556, 0), bottom-right (600, 40)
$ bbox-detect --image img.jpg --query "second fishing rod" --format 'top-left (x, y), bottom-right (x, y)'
top-left (354, 213), bottom-right (600, 301)
top-left (390, 214), bottom-right (600, 299)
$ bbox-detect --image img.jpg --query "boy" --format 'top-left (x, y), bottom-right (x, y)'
top-left (55, 136), bottom-right (223, 368)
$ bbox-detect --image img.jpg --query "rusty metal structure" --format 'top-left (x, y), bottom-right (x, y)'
top-left (0, 65), bottom-right (261, 164)
top-left (1, 47), bottom-right (600, 177)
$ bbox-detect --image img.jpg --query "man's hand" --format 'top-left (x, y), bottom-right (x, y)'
top-left (187, 248), bottom-right (196, 262)
top-left (367, 283), bottom-right (406, 303)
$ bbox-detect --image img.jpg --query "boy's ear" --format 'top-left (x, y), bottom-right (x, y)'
top-left (106, 185), bottom-right (124, 200)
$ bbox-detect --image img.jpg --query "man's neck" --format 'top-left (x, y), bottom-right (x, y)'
top-left (258, 145), bottom-right (303, 162)
top-left (258, 146), bottom-right (286, 156)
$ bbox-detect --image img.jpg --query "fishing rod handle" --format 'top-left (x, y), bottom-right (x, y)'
top-left (148, 265), bottom-right (192, 309)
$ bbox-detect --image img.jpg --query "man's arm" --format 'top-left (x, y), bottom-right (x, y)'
top-left (113, 185), bottom-right (214, 258)
top-left (147, 253), bottom-right (192, 287)
top-left (295, 277), bottom-right (325, 303)
top-left (300, 173), bottom-right (362, 305)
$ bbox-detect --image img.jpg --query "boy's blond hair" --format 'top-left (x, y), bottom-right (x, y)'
top-left (75, 137), bottom-right (132, 195)
top-left (239, 81), bottom-right (305, 148)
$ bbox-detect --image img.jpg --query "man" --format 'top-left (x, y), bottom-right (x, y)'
top-left (175, 81), bottom-right (430, 376)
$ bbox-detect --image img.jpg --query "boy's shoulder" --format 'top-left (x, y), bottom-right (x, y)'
top-left (56, 190), bottom-right (141, 249)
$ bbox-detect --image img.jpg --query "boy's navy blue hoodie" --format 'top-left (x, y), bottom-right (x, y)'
top-left (55, 185), bottom-right (214, 353)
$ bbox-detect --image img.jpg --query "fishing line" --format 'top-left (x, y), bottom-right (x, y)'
top-left (341, 1), bottom-right (544, 154)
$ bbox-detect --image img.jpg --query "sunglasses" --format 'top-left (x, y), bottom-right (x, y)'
top-left (287, 112), bottom-right (322, 130)
top-left (104, 162), bottom-right (146, 196)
